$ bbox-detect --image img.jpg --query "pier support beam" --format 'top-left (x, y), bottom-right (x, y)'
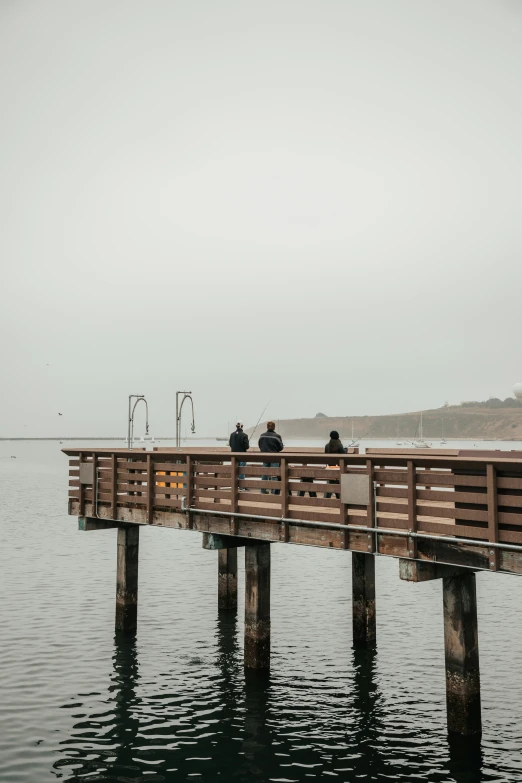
top-left (218, 548), bottom-right (238, 610)
top-left (244, 543), bottom-right (271, 668)
top-left (352, 552), bottom-right (376, 646)
top-left (116, 526), bottom-right (139, 633)
top-left (443, 572), bottom-right (482, 736)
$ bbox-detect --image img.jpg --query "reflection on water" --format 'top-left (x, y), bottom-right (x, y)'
top-left (51, 624), bottom-right (487, 783)
top-left (1, 441), bottom-right (522, 781)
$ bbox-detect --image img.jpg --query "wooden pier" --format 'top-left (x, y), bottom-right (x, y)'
top-left (65, 446), bottom-right (522, 737)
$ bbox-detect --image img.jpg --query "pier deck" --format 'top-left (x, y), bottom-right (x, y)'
top-left (66, 447), bottom-right (522, 574)
top-left (64, 446), bottom-right (522, 737)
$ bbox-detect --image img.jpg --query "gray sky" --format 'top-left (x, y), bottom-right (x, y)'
top-left (1, 0), bottom-right (521, 437)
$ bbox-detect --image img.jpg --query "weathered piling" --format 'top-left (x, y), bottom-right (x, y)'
top-left (352, 552), bottom-right (376, 646)
top-left (244, 543), bottom-right (271, 668)
top-left (116, 526), bottom-right (140, 632)
top-left (218, 548), bottom-right (238, 610)
top-left (443, 572), bottom-right (481, 736)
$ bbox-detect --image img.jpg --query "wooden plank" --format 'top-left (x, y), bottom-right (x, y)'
top-left (152, 497), bottom-right (184, 509)
top-left (192, 464), bottom-right (231, 474)
top-left (152, 462), bottom-right (189, 472)
top-left (192, 488), bottom-right (233, 500)
top-left (194, 476), bottom-right (233, 488)
top-left (117, 471), bottom-right (149, 482)
top-left (237, 493), bottom-right (282, 506)
top-left (241, 466), bottom-right (280, 477)
top-left (288, 467), bottom-right (339, 479)
top-left (287, 495), bottom-right (339, 508)
top-left (497, 476), bottom-right (522, 490)
top-left (497, 511), bottom-right (522, 525)
top-left (286, 508), bottom-right (342, 524)
top-left (285, 480), bottom-right (331, 493)
top-left (238, 478), bottom-right (282, 490)
top-left (367, 447), bottom-right (460, 456)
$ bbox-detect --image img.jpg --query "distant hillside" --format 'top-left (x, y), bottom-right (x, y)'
top-left (248, 406), bottom-right (522, 441)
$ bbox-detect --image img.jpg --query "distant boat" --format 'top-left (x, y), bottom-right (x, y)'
top-left (413, 412), bottom-right (431, 448)
top-left (396, 418), bottom-right (403, 445)
top-left (216, 437), bottom-right (228, 442)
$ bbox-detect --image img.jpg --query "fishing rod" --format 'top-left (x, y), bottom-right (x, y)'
top-left (346, 426), bottom-right (374, 449)
top-left (248, 400), bottom-right (270, 444)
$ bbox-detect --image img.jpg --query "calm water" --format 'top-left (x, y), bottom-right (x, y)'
top-left (1, 439), bottom-right (522, 782)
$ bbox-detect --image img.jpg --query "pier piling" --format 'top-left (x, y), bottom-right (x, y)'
top-left (443, 572), bottom-right (482, 736)
top-left (116, 526), bottom-right (140, 633)
top-left (218, 548), bottom-right (238, 610)
top-left (352, 552), bottom-right (376, 646)
top-left (244, 543), bottom-right (271, 668)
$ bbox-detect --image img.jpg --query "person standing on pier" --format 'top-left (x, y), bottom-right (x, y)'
top-left (324, 430), bottom-right (346, 499)
top-left (229, 421), bottom-right (249, 482)
top-left (259, 421), bottom-right (284, 494)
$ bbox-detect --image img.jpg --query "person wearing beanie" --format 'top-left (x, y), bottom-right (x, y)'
top-left (229, 420), bottom-right (249, 485)
top-left (324, 430), bottom-right (346, 499)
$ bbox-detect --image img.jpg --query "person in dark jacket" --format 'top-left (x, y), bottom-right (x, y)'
top-left (259, 421), bottom-right (283, 495)
top-left (230, 421), bottom-right (249, 483)
top-left (324, 430), bottom-right (346, 499)
top-left (229, 422), bottom-right (249, 452)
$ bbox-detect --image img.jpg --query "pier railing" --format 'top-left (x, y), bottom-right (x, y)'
top-left (65, 448), bottom-right (522, 567)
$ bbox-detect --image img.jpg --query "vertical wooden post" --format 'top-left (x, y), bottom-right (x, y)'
top-left (407, 460), bottom-right (418, 558)
top-left (443, 572), bottom-right (482, 736)
top-left (339, 458), bottom-right (348, 549)
top-left (111, 453), bottom-right (117, 520)
top-left (186, 456), bottom-right (193, 528)
top-left (244, 543), bottom-right (271, 668)
top-left (116, 526), bottom-right (140, 633)
top-left (280, 457), bottom-right (289, 542)
top-left (366, 459), bottom-right (375, 553)
top-left (352, 552), bottom-right (376, 646)
top-left (146, 454), bottom-right (153, 525)
top-left (218, 547), bottom-right (238, 610)
top-left (487, 464), bottom-right (499, 571)
top-left (79, 452), bottom-right (85, 517)
top-left (92, 453), bottom-right (98, 515)
top-left (230, 456), bottom-right (238, 535)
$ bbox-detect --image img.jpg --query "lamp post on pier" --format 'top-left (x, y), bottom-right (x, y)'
top-left (127, 395), bottom-right (150, 449)
top-left (175, 391), bottom-right (196, 449)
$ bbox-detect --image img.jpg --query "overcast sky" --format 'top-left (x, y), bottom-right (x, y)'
top-left (1, 0), bottom-right (521, 437)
